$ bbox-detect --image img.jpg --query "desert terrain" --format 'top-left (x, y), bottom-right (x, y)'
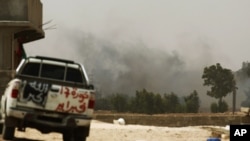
top-left (5, 119), bottom-right (229, 141)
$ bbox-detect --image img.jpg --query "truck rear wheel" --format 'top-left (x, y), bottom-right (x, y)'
top-left (62, 133), bottom-right (73, 141)
top-left (62, 132), bottom-right (86, 141)
top-left (74, 132), bottom-right (87, 141)
top-left (62, 127), bottom-right (89, 141)
top-left (2, 124), bottom-right (15, 140)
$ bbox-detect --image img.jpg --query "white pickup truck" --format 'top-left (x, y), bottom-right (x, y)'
top-left (1, 56), bottom-right (95, 141)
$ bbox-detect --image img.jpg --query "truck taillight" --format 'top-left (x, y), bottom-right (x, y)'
top-left (88, 99), bottom-right (95, 109)
top-left (88, 92), bottom-right (95, 109)
top-left (11, 89), bottom-right (19, 98)
top-left (11, 81), bottom-right (21, 98)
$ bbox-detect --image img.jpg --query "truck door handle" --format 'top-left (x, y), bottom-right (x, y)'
top-left (50, 87), bottom-right (59, 92)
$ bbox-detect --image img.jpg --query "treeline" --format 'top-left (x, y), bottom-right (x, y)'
top-left (94, 62), bottom-right (244, 114)
top-left (95, 89), bottom-right (200, 114)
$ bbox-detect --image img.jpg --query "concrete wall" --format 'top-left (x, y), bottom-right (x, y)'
top-left (28, 0), bottom-right (43, 29)
top-left (0, 0), bottom-right (42, 28)
top-left (94, 113), bottom-right (250, 127)
top-left (0, 31), bottom-right (12, 70)
top-left (0, 0), bottom-right (44, 94)
top-left (0, 30), bottom-right (15, 94)
top-left (0, 0), bottom-right (28, 21)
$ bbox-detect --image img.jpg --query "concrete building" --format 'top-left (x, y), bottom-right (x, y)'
top-left (0, 0), bottom-right (44, 94)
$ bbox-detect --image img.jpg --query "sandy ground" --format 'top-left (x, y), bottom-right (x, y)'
top-left (7, 120), bottom-right (229, 141)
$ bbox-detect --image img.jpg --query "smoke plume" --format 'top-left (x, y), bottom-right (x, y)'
top-left (25, 0), bottom-right (250, 109)
top-left (57, 29), bottom-right (215, 107)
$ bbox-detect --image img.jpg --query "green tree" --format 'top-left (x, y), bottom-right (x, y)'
top-left (210, 100), bottom-right (228, 113)
top-left (241, 87), bottom-right (250, 107)
top-left (241, 62), bottom-right (250, 77)
top-left (130, 89), bottom-right (165, 114)
top-left (131, 89), bottom-right (148, 114)
top-left (163, 92), bottom-right (180, 113)
top-left (236, 62), bottom-right (250, 81)
top-left (110, 93), bottom-right (128, 112)
top-left (95, 96), bottom-right (112, 111)
top-left (202, 63), bottom-right (236, 112)
top-left (153, 93), bottom-right (164, 114)
top-left (184, 90), bottom-right (200, 113)
top-left (210, 102), bottom-right (218, 113)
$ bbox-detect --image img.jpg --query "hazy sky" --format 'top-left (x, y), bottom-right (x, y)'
top-left (26, 0), bottom-right (250, 71)
top-left (25, 0), bottom-right (250, 108)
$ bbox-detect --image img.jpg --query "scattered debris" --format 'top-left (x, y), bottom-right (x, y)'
top-left (240, 107), bottom-right (250, 116)
top-left (202, 126), bottom-right (229, 141)
top-left (113, 118), bottom-right (126, 125)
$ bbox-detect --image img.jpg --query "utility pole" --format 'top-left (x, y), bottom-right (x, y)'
top-left (232, 88), bottom-right (237, 115)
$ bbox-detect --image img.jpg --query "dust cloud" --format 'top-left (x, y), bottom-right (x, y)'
top-left (25, 0), bottom-right (250, 109)
top-left (53, 29), bottom-right (218, 108)
top-left (26, 28), bottom-right (249, 109)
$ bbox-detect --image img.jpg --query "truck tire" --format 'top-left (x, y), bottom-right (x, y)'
top-left (2, 124), bottom-right (15, 140)
top-left (62, 133), bottom-right (74, 141)
top-left (74, 132), bottom-right (87, 141)
top-left (62, 128), bottom-right (88, 141)
top-left (0, 119), bottom-right (3, 133)
top-left (63, 133), bottom-right (86, 141)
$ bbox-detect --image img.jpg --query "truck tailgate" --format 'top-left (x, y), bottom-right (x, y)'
top-left (45, 85), bottom-right (91, 114)
top-left (17, 80), bottom-right (92, 115)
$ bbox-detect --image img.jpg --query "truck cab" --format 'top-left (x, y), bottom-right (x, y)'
top-left (1, 56), bottom-right (95, 141)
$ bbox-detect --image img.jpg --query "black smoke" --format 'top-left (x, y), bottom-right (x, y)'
top-left (66, 31), bottom-right (207, 102)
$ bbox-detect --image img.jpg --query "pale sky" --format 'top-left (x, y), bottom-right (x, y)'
top-left (25, 0), bottom-right (250, 107)
top-left (26, 0), bottom-right (250, 71)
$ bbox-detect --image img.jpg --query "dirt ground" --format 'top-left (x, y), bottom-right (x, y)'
top-left (4, 120), bottom-right (229, 141)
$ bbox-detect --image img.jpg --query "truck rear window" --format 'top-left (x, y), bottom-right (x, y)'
top-left (20, 62), bottom-right (84, 83)
top-left (21, 63), bottom-right (40, 76)
top-left (66, 67), bottom-right (83, 83)
top-left (41, 64), bottom-right (65, 80)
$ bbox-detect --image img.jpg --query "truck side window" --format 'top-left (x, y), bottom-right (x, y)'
top-left (41, 64), bottom-right (65, 80)
top-left (66, 67), bottom-right (84, 83)
top-left (21, 63), bottom-right (40, 76)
